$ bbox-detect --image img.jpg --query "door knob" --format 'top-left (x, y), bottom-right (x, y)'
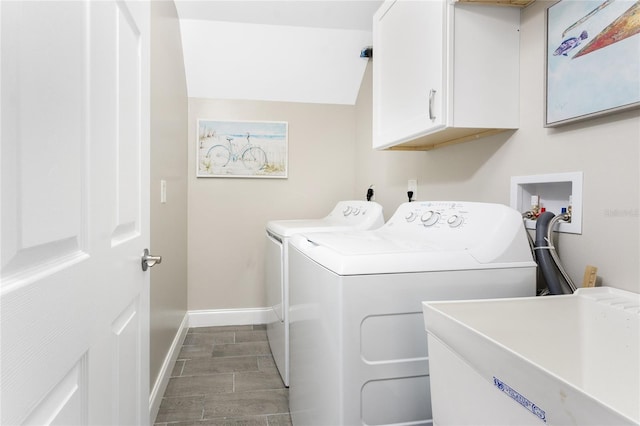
top-left (141, 248), bottom-right (162, 271)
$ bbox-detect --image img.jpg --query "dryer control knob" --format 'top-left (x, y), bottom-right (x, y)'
top-left (421, 211), bottom-right (440, 227)
top-left (447, 215), bottom-right (464, 228)
top-left (352, 207), bottom-right (360, 215)
top-left (343, 206), bottom-right (352, 216)
top-left (405, 212), bottom-right (417, 222)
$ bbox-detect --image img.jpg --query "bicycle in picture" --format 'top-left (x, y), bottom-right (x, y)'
top-left (203, 132), bottom-right (268, 174)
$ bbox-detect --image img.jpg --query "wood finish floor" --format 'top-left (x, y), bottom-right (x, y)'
top-left (155, 325), bottom-right (291, 426)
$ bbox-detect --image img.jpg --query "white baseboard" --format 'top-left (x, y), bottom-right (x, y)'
top-left (188, 307), bottom-right (271, 328)
top-left (149, 313), bottom-right (189, 425)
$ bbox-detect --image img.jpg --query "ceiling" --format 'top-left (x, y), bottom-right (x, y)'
top-left (174, 0), bottom-right (384, 105)
top-left (174, 1), bottom-right (384, 31)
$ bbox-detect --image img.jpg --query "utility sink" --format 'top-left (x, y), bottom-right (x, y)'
top-left (423, 287), bottom-right (639, 425)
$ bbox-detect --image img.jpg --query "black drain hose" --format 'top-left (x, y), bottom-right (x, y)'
top-left (535, 212), bottom-right (565, 295)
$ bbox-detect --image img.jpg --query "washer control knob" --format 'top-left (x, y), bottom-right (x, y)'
top-left (405, 212), bottom-right (417, 222)
top-left (352, 207), bottom-right (360, 216)
top-left (447, 215), bottom-right (464, 228)
top-left (421, 211), bottom-right (440, 227)
top-left (343, 206), bottom-right (352, 216)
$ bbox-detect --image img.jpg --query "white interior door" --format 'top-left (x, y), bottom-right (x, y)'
top-left (1, 1), bottom-right (151, 425)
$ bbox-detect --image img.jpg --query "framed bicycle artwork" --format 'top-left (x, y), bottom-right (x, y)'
top-left (545, 0), bottom-right (640, 127)
top-left (197, 119), bottom-right (288, 178)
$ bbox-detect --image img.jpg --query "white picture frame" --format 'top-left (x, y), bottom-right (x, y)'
top-left (197, 119), bottom-right (288, 178)
top-left (545, 0), bottom-right (640, 127)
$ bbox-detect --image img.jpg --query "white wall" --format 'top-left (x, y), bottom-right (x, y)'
top-left (179, 19), bottom-right (371, 104)
top-left (355, 1), bottom-right (640, 293)
top-left (187, 98), bottom-right (358, 310)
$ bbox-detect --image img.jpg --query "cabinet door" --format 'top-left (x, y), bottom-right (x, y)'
top-left (373, 0), bottom-right (445, 149)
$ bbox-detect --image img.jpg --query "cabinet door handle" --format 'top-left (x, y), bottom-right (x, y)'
top-left (428, 89), bottom-right (436, 121)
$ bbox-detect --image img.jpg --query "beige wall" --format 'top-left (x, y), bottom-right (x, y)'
top-left (187, 99), bottom-right (358, 310)
top-left (186, 1), bottom-right (639, 313)
top-left (150, 1), bottom-right (188, 390)
top-left (355, 1), bottom-right (640, 293)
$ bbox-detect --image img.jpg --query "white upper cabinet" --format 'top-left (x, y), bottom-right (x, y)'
top-left (372, 0), bottom-right (520, 150)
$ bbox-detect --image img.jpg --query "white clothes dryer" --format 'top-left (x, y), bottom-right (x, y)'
top-left (288, 201), bottom-right (537, 426)
top-left (265, 200), bottom-right (384, 386)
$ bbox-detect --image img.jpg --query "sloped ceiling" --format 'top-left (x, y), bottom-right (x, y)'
top-left (175, 1), bottom-right (383, 105)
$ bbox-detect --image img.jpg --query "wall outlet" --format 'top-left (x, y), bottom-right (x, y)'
top-left (408, 179), bottom-right (417, 201)
top-left (367, 185), bottom-right (375, 201)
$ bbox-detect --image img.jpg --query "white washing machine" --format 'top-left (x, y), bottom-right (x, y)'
top-left (288, 201), bottom-right (537, 426)
top-left (265, 200), bottom-right (384, 387)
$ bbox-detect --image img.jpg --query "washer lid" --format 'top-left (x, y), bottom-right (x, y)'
top-left (301, 229), bottom-right (446, 255)
top-left (291, 232), bottom-right (535, 275)
top-left (267, 218), bottom-right (358, 238)
top-left (289, 201), bottom-right (538, 274)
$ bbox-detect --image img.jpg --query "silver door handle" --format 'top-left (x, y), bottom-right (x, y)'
top-left (141, 248), bottom-right (162, 271)
top-left (428, 89), bottom-right (436, 121)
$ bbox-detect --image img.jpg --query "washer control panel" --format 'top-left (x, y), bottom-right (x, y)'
top-left (395, 201), bottom-right (469, 229)
top-left (267, 201), bottom-right (384, 238)
top-left (342, 205), bottom-right (362, 217)
top-left (330, 201), bottom-right (380, 219)
top-left (383, 200), bottom-right (523, 250)
top-left (325, 201), bottom-right (385, 229)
